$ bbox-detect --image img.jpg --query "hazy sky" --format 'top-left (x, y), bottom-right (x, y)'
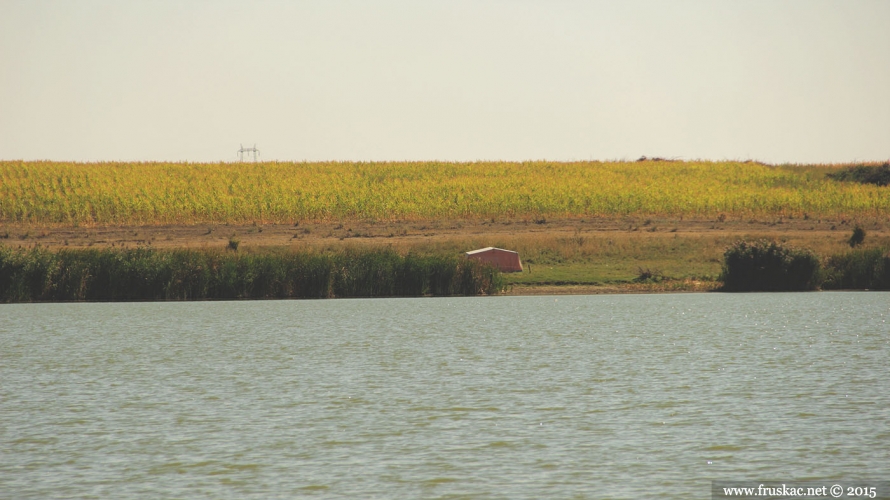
top-left (2, 1), bottom-right (888, 163)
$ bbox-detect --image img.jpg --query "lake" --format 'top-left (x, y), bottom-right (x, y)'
top-left (1, 292), bottom-right (888, 499)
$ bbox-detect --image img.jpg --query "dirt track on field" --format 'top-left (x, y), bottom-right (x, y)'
top-left (1, 215), bottom-right (884, 250)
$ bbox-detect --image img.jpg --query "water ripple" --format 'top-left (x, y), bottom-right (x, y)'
top-left (1, 293), bottom-right (888, 498)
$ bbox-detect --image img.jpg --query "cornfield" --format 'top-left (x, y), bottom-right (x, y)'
top-left (1, 160), bottom-right (886, 225)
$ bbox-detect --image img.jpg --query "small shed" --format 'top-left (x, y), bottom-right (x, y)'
top-left (464, 247), bottom-right (523, 272)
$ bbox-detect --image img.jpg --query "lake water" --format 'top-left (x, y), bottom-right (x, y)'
top-left (1, 292), bottom-right (888, 499)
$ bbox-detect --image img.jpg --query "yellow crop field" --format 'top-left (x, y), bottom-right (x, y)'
top-left (0, 160), bottom-right (886, 225)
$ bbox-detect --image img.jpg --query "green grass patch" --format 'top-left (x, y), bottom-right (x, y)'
top-left (504, 257), bottom-right (720, 286)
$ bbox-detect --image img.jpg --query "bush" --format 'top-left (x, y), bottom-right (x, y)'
top-left (848, 226), bottom-right (866, 247)
top-left (633, 267), bottom-right (665, 283)
top-left (826, 163), bottom-right (890, 186)
top-left (720, 240), bottom-right (821, 291)
top-left (822, 247), bottom-right (890, 290)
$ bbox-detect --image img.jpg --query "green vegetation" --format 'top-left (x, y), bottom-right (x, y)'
top-left (826, 162), bottom-right (890, 187)
top-left (822, 247), bottom-right (890, 290)
top-left (3, 234), bottom-right (888, 300)
top-left (720, 239), bottom-right (890, 292)
top-left (0, 247), bottom-right (503, 302)
top-left (848, 226), bottom-right (866, 247)
top-left (403, 233), bottom-right (726, 288)
top-left (720, 240), bottom-right (821, 291)
top-left (381, 229), bottom-right (888, 290)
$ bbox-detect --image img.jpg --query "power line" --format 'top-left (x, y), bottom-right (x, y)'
top-left (237, 144), bottom-right (260, 162)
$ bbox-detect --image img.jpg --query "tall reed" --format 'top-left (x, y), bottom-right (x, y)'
top-left (0, 247), bottom-right (503, 302)
top-left (822, 247), bottom-right (890, 290)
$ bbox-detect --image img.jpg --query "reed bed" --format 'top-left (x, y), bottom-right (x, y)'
top-left (0, 247), bottom-right (503, 302)
top-left (2, 161), bottom-right (887, 225)
top-left (822, 247), bottom-right (890, 290)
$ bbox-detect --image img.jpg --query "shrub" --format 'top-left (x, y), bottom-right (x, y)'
top-left (633, 267), bottom-right (665, 283)
top-left (720, 240), bottom-right (821, 291)
top-left (826, 162), bottom-right (890, 186)
top-left (848, 226), bottom-right (866, 247)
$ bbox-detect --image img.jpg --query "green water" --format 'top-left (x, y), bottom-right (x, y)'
top-left (2, 293), bottom-right (888, 498)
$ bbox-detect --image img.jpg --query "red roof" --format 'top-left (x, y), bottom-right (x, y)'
top-left (464, 247), bottom-right (523, 272)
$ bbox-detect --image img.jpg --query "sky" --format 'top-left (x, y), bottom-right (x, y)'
top-left (1, 0), bottom-right (888, 164)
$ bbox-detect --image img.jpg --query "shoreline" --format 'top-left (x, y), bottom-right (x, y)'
top-left (5, 286), bottom-right (886, 304)
top-left (504, 280), bottom-right (721, 295)
top-left (3, 216), bottom-right (887, 301)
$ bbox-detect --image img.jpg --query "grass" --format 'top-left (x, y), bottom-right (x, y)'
top-left (2, 160), bottom-right (889, 225)
top-left (4, 218), bottom-right (888, 292)
top-left (372, 229), bottom-right (890, 287)
top-left (279, 227), bottom-right (890, 287)
top-left (3, 227), bottom-right (888, 298)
